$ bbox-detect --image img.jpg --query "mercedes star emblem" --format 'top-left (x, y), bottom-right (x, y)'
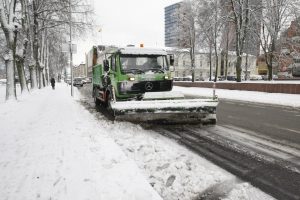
top-left (145, 82), bottom-right (154, 91)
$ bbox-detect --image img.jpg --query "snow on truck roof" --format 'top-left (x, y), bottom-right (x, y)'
top-left (119, 47), bottom-right (168, 55)
top-left (96, 45), bottom-right (168, 56)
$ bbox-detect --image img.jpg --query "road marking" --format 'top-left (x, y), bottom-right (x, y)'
top-left (227, 115), bottom-right (239, 119)
top-left (283, 109), bottom-right (300, 114)
top-left (264, 123), bottom-right (300, 135)
top-left (280, 127), bottom-right (300, 135)
top-left (246, 104), bottom-right (266, 109)
top-left (225, 102), bottom-right (236, 105)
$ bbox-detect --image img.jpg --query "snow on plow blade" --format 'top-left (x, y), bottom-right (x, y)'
top-left (110, 99), bottom-right (218, 124)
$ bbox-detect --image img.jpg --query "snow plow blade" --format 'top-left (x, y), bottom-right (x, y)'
top-left (110, 98), bottom-right (218, 124)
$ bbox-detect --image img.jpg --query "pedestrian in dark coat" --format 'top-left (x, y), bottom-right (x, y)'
top-left (50, 78), bottom-right (55, 89)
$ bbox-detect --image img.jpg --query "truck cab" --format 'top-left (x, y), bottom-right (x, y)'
top-left (107, 47), bottom-right (173, 100)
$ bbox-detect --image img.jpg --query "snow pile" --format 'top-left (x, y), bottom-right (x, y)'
top-left (96, 121), bottom-right (274, 200)
top-left (0, 84), bottom-right (162, 200)
top-left (173, 86), bottom-right (300, 107)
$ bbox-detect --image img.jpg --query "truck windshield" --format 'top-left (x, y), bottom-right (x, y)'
top-left (120, 55), bottom-right (168, 74)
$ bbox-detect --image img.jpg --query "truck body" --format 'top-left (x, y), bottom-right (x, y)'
top-left (90, 45), bottom-right (218, 124)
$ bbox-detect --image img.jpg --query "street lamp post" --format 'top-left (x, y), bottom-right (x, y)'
top-left (69, 0), bottom-right (74, 97)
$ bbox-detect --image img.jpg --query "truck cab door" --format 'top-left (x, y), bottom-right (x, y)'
top-left (109, 55), bottom-right (117, 81)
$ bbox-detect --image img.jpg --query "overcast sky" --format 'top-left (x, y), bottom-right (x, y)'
top-left (73, 0), bottom-right (181, 64)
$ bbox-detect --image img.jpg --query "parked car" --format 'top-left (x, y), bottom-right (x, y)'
top-left (195, 77), bottom-right (205, 81)
top-left (250, 75), bottom-right (263, 80)
top-left (272, 75), bottom-right (278, 79)
top-left (173, 77), bottom-right (180, 81)
top-left (262, 75), bottom-right (268, 80)
top-left (226, 75), bottom-right (237, 81)
top-left (218, 76), bottom-right (226, 81)
top-left (73, 77), bottom-right (84, 87)
top-left (65, 78), bottom-right (71, 85)
top-left (85, 77), bottom-right (92, 84)
top-left (182, 76), bottom-right (192, 81)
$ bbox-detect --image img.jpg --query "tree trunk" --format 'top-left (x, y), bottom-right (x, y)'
top-left (268, 54), bottom-right (273, 81)
top-left (38, 67), bottom-right (44, 88)
top-left (225, 32), bottom-right (229, 80)
top-left (209, 43), bottom-right (212, 81)
top-left (225, 52), bottom-right (228, 80)
top-left (236, 55), bottom-right (242, 82)
top-left (214, 40), bottom-right (218, 83)
top-left (16, 56), bottom-right (29, 93)
top-left (5, 50), bottom-right (16, 101)
top-left (15, 35), bottom-right (29, 94)
top-left (45, 40), bottom-right (50, 85)
top-left (268, 39), bottom-right (276, 81)
top-left (245, 53), bottom-right (249, 81)
top-left (191, 52), bottom-right (195, 82)
top-left (32, 0), bottom-right (39, 89)
top-left (29, 64), bottom-right (37, 89)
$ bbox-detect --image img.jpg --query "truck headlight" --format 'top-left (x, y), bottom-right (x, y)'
top-left (129, 77), bottom-right (135, 81)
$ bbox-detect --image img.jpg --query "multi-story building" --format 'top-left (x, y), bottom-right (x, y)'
top-left (169, 49), bottom-right (257, 80)
top-left (164, 2), bottom-right (182, 47)
top-left (73, 63), bottom-right (86, 78)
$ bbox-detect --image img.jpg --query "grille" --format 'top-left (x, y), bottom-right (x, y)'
top-left (132, 80), bottom-right (172, 92)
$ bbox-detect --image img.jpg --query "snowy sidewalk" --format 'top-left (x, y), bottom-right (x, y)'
top-left (0, 84), bottom-right (162, 200)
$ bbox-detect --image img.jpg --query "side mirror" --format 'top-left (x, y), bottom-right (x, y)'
top-left (103, 60), bottom-right (109, 72)
top-left (170, 55), bottom-right (175, 66)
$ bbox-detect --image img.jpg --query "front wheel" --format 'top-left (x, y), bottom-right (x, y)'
top-left (93, 88), bottom-right (101, 106)
top-left (106, 93), bottom-right (115, 119)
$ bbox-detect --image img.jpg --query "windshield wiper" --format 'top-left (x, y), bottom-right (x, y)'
top-left (123, 68), bottom-right (144, 74)
top-left (148, 68), bottom-right (165, 73)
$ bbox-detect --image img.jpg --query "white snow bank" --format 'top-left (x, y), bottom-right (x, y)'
top-left (99, 119), bottom-right (275, 200)
top-left (173, 86), bottom-right (300, 108)
top-left (0, 84), bottom-right (162, 200)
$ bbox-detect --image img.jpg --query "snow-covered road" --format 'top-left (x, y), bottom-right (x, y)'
top-left (0, 83), bottom-right (275, 199)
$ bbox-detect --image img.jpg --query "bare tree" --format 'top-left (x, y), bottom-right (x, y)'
top-left (228, 0), bottom-right (250, 82)
top-left (258, 0), bottom-right (295, 80)
top-left (177, 0), bottom-right (197, 82)
top-left (197, 0), bottom-right (224, 82)
top-left (14, 0), bottom-right (31, 93)
top-left (1, 0), bottom-right (94, 101)
top-left (0, 0), bottom-right (18, 100)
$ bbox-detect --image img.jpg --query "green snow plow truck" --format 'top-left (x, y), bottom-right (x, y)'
top-left (89, 45), bottom-right (218, 124)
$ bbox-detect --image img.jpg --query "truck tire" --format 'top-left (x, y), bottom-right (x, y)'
top-left (106, 92), bottom-right (115, 119)
top-left (209, 118), bottom-right (217, 125)
top-left (93, 88), bottom-right (101, 106)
